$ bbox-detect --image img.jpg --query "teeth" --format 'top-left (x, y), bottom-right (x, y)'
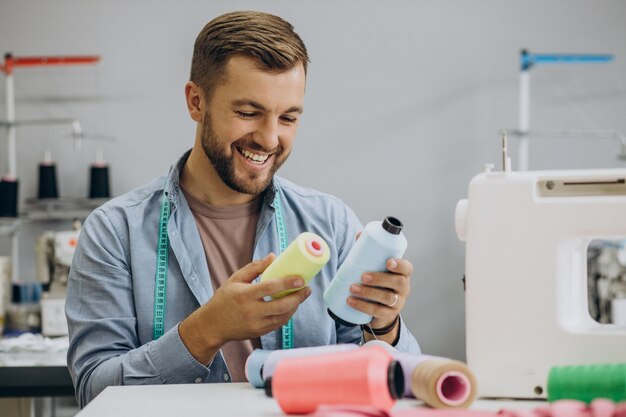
top-left (240, 148), bottom-right (269, 163)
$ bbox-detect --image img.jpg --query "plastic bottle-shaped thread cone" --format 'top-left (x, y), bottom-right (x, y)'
top-left (324, 217), bottom-right (407, 326)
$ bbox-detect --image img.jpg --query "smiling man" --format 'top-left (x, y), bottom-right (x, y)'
top-left (66, 11), bottom-right (420, 408)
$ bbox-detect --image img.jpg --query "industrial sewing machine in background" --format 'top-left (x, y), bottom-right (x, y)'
top-left (455, 137), bottom-right (626, 400)
top-left (35, 221), bottom-right (81, 337)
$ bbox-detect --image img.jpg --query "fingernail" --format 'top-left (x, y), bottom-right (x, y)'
top-left (389, 259), bottom-right (398, 268)
top-left (361, 274), bottom-right (372, 283)
top-left (293, 278), bottom-right (305, 288)
top-left (350, 284), bottom-right (361, 293)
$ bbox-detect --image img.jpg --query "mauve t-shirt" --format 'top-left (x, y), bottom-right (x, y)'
top-left (181, 185), bottom-right (263, 382)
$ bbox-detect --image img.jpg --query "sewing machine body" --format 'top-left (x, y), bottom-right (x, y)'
top-left (456, 167), bottom-right (626, 399)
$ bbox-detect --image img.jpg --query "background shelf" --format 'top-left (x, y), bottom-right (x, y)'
top-left (21, 197), bottom-right (107, 221)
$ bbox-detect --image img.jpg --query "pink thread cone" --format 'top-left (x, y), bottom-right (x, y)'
top-left (269, 346), bottom-right (402, 414)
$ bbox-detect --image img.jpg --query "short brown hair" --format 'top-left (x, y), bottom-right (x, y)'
top-left (190, 11), bottom-right (309, 101)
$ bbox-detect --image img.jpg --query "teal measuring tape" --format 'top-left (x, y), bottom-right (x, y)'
top-left (273, 192), bottom-right (294, 350)
top-left (153, 192), bottom-right (170, 340)
top-left (152, 188), bottom-right (293, 349)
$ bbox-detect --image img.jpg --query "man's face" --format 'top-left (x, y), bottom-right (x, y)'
top-left (200, 55), bottom-right (306, 196)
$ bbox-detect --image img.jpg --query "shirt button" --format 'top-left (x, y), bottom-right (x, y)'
top-left (194, 377), bottom-right (202, 383)
top-left (223, 373), bottom-right (230, 381)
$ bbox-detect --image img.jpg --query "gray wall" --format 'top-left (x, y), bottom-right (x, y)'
top-left (1, 0), bottom-right (625, 360)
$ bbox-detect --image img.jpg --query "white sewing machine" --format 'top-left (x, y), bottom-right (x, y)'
top-left (35, 221), bottom-right (81, 336)
top-left (455, 158), bottom-right (626, 399)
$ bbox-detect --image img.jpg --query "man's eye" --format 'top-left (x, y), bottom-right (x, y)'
top-left (280, 116), bottom-right (297, 124)
top-left (237, 111), bottom-right (256, 119)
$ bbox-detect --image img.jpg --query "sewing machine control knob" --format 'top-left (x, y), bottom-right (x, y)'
top-left (484, 163), bottom-right (495, 173)
top-left (455, 199), bottom-right (468, 242)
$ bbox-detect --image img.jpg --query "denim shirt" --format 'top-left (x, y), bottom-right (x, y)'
top-left (66, 151), bottom-right (420, 407)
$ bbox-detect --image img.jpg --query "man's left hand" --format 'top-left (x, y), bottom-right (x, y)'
top-left (348, 257), bottom-right (413, 340)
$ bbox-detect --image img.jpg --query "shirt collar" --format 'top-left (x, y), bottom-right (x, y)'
top-left (164, 149), bottom-right (191, 209)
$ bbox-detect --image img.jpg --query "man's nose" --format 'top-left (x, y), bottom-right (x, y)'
top-left (255, 117), bottom-right (279, 151)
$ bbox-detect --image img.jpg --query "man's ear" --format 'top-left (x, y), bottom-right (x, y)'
top-left (185, 81), bottom-right (204, 122)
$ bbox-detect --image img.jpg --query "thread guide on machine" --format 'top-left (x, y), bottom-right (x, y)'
top-left (537, 177), bottom-right (626, 197)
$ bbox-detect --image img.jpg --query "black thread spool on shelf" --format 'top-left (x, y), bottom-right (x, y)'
top-left (0, 177), bottom-right (19, 217)
top-left (37, 161), bottom-right (59, 199)
top-left (89, 164), bottom-right (110, 199)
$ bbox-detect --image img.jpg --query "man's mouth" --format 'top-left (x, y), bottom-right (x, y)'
top-left (237, 147), bottom-right (271, 165)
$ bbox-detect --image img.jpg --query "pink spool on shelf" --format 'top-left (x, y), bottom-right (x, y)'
top-left (266, 346), bottom-right (403, 415)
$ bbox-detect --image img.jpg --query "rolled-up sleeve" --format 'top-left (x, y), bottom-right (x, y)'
top-left (65, 208), bottom-right (210, 407)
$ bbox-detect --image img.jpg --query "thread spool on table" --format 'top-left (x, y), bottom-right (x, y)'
top-left (246, 344), bottom-right (360, 388)
top-left (411, 358), bottom-right (476, 409)
top-left (363, 340), bottom-right (477, 408)
top-left (548, 363), bottom-right (626, 403)
top-left (266, 346), bottom-right (403, 414)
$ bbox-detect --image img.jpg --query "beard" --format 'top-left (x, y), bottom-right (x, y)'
top-left (200, 112), bottom-right (289, 195)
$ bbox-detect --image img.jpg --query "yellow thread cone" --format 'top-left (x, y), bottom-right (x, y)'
top-left (260, 232), bottom-right (331, 298)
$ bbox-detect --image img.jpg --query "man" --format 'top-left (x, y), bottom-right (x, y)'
top-left (66, 10), bottom-right (420, 408)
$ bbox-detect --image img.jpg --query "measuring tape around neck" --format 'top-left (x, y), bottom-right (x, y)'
top-left (272, 191), bottom-right (294, 350)
top-left (153, 192), bottom-right (171, 340)
top-left (152, 188), bottom-right (293, 349)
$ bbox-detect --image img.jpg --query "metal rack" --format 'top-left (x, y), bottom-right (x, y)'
top-left (0, 53), bottom-right (101, 283)
top-left (513, 49), bottom-right (618, 171)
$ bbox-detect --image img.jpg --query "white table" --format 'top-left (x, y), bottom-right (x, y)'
top-left (76, 383), bottom-right (543, 417)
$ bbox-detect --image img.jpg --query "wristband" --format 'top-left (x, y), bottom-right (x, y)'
top-left (361, 315), bottom-right (400, 336)
top-left (390, 318), bottom-right (401, 346)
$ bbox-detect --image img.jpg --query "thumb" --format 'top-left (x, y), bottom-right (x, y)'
top-left (230, 253), bottom-right (276, 283)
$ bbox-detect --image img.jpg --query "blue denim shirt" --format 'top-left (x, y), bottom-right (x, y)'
top-left (66, 151), bottom-right (420, 407)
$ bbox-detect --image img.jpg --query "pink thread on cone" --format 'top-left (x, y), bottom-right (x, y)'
top-left (548, 400), bottom-right (590, 417)
top-left (590, 399), bottom-right (616, 417)
top-left (272, 346), bottom-right (397, 414)
top-left (614, 402), bottom-right (626, 417)
top-left (436, 371), bottom-right (471, 406)
top-left (305, 238), bottom-right (325, 257)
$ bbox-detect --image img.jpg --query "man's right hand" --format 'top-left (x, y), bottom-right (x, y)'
top-left (179, 253), bottom-right (311, 365)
